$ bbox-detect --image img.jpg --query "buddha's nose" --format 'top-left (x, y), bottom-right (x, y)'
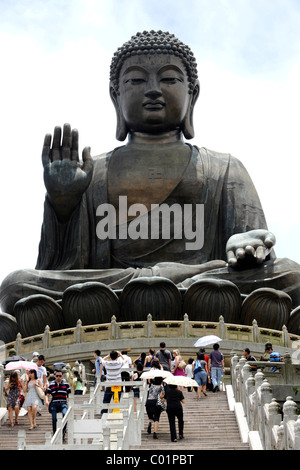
top-left (144, 76), bottom-right (162, 99)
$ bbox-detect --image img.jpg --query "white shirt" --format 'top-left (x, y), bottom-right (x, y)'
top-left (102, 357), bottom-right (124, 382)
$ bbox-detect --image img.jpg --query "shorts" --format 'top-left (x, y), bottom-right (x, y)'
top-left (194, 370), bottom-right (207, 386)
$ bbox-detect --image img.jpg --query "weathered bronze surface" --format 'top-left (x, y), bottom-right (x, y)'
top-left (1, 31), bottom-right (300, 338)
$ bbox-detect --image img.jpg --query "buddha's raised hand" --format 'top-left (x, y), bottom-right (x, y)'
top-left (226, 229), bottom-right (276, 267)
top-left (42, 123), bottom-right (93, 222)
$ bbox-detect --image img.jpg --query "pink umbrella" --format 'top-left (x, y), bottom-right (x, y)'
top-left (5, 360), bottom-right (38, 371)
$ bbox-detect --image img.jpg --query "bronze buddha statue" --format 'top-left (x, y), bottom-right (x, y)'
top-left (1, 31), bottom-right (300, 340)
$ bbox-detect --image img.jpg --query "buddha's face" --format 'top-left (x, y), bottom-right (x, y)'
top-left (117, 54), bottom-right (192, 135)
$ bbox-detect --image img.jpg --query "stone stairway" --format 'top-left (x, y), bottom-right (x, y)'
top-left (0, 394), bottom-right (88, 450)
top-left (130, 389), bottom-right (250, 451)
top-left (0, 390), bottom-right (250, 450)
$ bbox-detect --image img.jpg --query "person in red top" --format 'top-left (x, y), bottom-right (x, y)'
top-left (45, 371), bottom-right (71, 440)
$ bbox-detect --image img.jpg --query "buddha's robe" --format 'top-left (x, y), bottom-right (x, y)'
top-left (1, 146), bottom-right (300, 313)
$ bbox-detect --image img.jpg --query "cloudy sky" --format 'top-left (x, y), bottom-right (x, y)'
top-left (1, 0), bottom-right (300, 297)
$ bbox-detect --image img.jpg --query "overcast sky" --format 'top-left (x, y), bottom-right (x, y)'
top-left (1, 0), bottom-right (300, 299)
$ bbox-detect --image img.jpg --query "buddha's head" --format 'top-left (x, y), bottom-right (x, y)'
top-left (110, 31), bottom-right (200, 141)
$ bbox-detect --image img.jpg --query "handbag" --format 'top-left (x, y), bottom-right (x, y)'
top-left (178, 360), bottom-right (186, 370)
top-left (35, 382), bottom-right (45, 400)
top-left (156, 394), bottom-right (167, 411)
top-left (19, 392), bottom-right (25, 407)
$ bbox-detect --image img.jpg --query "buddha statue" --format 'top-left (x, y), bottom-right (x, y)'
top-left (1, 31), bottom-right (300, 339)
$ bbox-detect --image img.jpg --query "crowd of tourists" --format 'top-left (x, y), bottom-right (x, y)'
top-left (3, 341), bottom-right (281, 444)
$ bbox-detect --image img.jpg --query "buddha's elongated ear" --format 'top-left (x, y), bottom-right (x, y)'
top-left (110, 84), bottom-right (128, 141)
top-left (182, 80), bottom-right (200, 140)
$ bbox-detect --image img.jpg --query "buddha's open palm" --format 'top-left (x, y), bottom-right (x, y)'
top-left (226, 229), bottom-right (276, 267)
top-left (42, 123), bottom-right (93, 222)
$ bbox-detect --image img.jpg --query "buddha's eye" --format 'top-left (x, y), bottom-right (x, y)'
top-left (160, 77), bottom-right (182, 84)
top-left (125, 78), bottom-right (146, 85)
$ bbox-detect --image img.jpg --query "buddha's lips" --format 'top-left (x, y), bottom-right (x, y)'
top-left (143, 101), bottom-right (165, 110)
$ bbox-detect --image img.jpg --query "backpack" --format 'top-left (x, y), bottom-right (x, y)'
top-left (193, 360), bottom-right (202, 374)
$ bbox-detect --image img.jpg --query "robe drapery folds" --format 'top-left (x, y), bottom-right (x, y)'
top-left (36, 146), bottom-right (269, 271)
top-left (3, 145), bottom-right (300, 315)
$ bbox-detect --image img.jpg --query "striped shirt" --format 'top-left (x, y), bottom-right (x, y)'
top-left (102, 357), bottom-right (124, 382)
top-left (46, 379), bottom-right (71, 403)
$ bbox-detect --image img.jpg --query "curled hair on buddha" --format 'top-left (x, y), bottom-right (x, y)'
top-left (110, 30), bottom-right (198, 95)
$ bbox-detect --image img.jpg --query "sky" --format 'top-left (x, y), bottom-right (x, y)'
top-left (1, 0), bottom-right (300, 305)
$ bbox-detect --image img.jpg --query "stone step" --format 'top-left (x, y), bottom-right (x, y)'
top-left (130, 390), bottom-right (250, 451)
top-left (0, 390), bottom-right (250, 450)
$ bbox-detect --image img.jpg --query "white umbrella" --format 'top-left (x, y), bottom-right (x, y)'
top-left (5, 360), bottom-right (38, 371)
top-left (193, 335), bottom-right (222, 348)
top-left (163, 375), bottom-right (198, 388)
top-left (141, 368), bottom-right (172, 379)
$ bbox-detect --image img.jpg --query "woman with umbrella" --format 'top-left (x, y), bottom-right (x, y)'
top-left (141, 362), bottom-right (170, 440)
top-left (22, 369), bottom-right (44, 430)
top-left (5, 372), bottom-right (23, 427)
top-left (163, 383), bottom-right (185, 442)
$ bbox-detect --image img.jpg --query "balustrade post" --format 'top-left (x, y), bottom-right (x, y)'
top-left (43, 325), bottom-right (50, 349)
top-left (219, 315), bottom-right (226, 339)
top-left (294, 415), bottom-right (300, 450)
top-left (111, 315), bottom-right (117, 339)
top-left (259, 380), bottom-right (273, 447)
top-left (147, 314), bottom-right (153, 338)
top-left (283, 353), bottom-right (292, 384)
top-left (282, 396), bottom-right (298, 425)
top-left (252, 319), bottom-right (260, 343)
top-left (76, 319), bottom-right (83, 343)
top-left (266, 398), bottom-right (281, 450)
top-left (282, 396), bottom-right (298, 449)
top-left (282, 324), bottom-right (289, 347)
top-left (103, 427), bottom-right (110, 449)
top-left (183, 313), bottom-right (189, 337)
top-left (15, 332), bottom-right (21, 355)
top-left (245, 376), bottom-right (255, 428)
top-left (56, 414), bottom-right (63, 444)
top-left (241, 363), bottom-right (252, 412)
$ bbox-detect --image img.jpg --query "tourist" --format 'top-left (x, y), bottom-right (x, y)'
top-left (208, 343), bottom-right (225, 392)
top-left (92, 350), bottom-right (103, 386)
top-left (266, 345), bottom-right (281, 372)
top-left (144, 349), bottom-right (156, 367)
top-left (131, 363), bottom-right (144, 412)
top-left (36, 355), bottom-right (47, 390)
top-left (155, 342), bottom-right (172, 371)
top-left (172, 350), bottom-right (186, 376)
top-left (185, 358), bottom-right (195, 392)
top-left (5, 372), bottom-right (22, 427)
top-left (22, 369), bottom-right (44, 430)
top-left (193, 352), bottom-right (208, 398)
top-left (31, 352), bottom-right (39, 362)
top-left (243, 348), bottom-right (257, 370)
top-left (164, 384), bottom-right (185, 442)
top-left (73, 370), bottom-right (83, 395)
top-left (121, 350), bottom-right (133, 390)
top-left (100, 350), bottom-right (125, 414)
top-left (145, 376), bottom-right (165, 439)
top-left (133, 352), bottom-right (146, 368)
top-left (45, 370), bottom-right (71, 439)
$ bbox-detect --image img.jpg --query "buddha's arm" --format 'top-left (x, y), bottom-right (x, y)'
top-left (222, 155), bottom-right (276, 267)
top-left (42, 124), bottom-right (93, 223)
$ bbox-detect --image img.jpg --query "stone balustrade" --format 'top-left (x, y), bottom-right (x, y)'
top-left (2, 314), bottom-right (299, 360)
top-left (230, 354), bottom-right (300, 450)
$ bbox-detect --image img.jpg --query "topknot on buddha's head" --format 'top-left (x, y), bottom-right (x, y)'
top-left (110, 30), bottom-right (198, 94)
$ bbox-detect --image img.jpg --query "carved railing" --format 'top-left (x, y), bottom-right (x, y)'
top-left (2, 314), bottom-right (299, 358)
top-left (17, 379), bottom-right (147, 450)
top-left (230, 355), bottom-right (300, 450)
